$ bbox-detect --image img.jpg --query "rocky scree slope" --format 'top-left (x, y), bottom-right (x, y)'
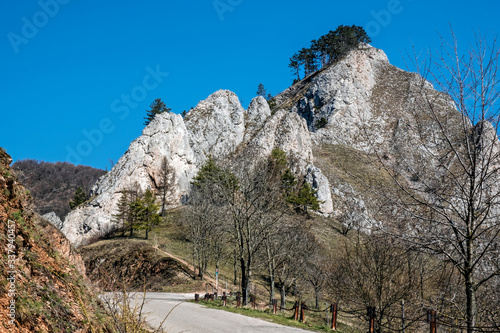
top-left (0, 148), bottom-right (110, 333)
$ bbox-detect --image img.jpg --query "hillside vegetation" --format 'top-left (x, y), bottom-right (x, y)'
top-left (0, 148), bottom-right (112, 332)
top-left (11, 159), bottom-right (106, 219)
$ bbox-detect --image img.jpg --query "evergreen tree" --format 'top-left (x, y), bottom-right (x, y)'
top-left (192, 156), bottom-right (238, 190)
top-left (69, 186), bottom-right (86, 209)
top-left (134, 189), bottom-right (160, 240)
top-left (288, 53), bottom-right (301, 81)
top-left (271, 148), bottom-right (287, 169)
top-left (281, 168), bottom-right (297, 201)
top-left (289, 24), bottom-right (371, 80)
top-left (126, 183), bottom-right (142, 237)
top-left (257, 83), bottom-right (267, 97)
top-left (288, 182), bottom-right (320, 214)
top-left (112, 189), bottom-right (129, 237)
top-left (144, 98), bottom-right (171, 126)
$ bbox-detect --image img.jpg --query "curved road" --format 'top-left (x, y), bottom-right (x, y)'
top-left (127, 292), bottom-right (313, 333)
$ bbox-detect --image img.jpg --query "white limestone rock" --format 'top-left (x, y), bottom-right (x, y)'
top-left (245, 96), bottom-right (271, 135)
top-left (305, 165), bottom-right (334, 215)
top-left (185, 90), bottom-right (246, 164)
top-left (61, 112), bottom-right (197, 247)
top-left (42, 212), bottom-right (63, 230)
top-left (246, 109), bottom-right (313, 173)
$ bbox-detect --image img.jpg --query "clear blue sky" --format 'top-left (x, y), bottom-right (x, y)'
top-left (1, 0), bottom-right (499, 170)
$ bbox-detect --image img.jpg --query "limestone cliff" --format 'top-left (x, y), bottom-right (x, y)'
top-left (61, 88), bottom-right (322, 246)
top-left (61, 45), bottom-right (468, 246)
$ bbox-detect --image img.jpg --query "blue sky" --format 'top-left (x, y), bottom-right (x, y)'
top-left (1, 0), bottom-right (499, 170)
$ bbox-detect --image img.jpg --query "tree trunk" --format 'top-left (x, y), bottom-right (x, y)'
top-left (240, 258), bottom-right (248, 305)
top-left (267, 246), bottom-right (275, 305)
top-left (192, 250), bottom-right (196, 280)
top-left (281, 284), bottom-right (286, 312)
top-left (269, 278), bottom-right (275, 306)
top-left (315, 287), bottom-right (320, 309)
top-left (465, 272), bottom-right (477, 333)
top-left (161, 189), bottom-right (166, 217)
top-left (233, 251), bottom-right (238, 286)
top-left (145, 228), bottom-right (148, 240)
top-left (198, 252), bottom-right (204, 280)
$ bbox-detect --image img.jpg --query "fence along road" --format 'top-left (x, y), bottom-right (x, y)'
top-left (130, 292), bottom-right (314, 333)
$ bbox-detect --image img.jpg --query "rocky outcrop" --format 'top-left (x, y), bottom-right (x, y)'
top-left (65, 46), bottom-right (447, 246)
top-left (185, 90), bottom-right (246, 164)
top-left (305, 165), bottom-right (334, 215)
top-left (245, 96), bottom-right (271, 135)
top-left (61, 89), bottom-right (330, 246)
top-left (42, 211), bottom-right (63, 229)
top-left (245, 109), bottom-right (314, 173)
top-left (274, 46), bottom-right (387, 136)
top-left (0, 148), bottom-right (108, 332)
top-left (62, 112), bottom-right (198, 246)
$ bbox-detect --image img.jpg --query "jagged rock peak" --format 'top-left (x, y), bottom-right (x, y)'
top-left (62, 111), bottom-right (197, 247)
top-left (61, 90), bottom-right (332, 246)
top-left (185, 89), bottom-right (246, 164)
top-left (274, 46), bottom-right (389, 133)
top-left (247, 96), bottom-right (271, 128)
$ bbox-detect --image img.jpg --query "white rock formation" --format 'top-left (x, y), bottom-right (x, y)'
top-left (66, 47), bottom-right (432, 246)
top-left (42, 212), bottom-right (63, 230)
top-left (185, 90), bottom-right (246, 164)
top-left (62, 112), bottom-right (197, 246)
top-left (305, 165), bottom-right (334, 215)
top-left (245, 96), bottom-right (271, 135)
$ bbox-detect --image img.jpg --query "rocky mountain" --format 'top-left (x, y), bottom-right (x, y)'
top-left (59, 45), bottom-right (461, 247)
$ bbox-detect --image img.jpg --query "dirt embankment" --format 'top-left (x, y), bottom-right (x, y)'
top-left (80, 239), bottom-right (195, 292)
top-left (0, 147), bottom-right (109, 332)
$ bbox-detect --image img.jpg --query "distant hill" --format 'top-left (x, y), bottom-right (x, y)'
top-left (11, 159), bottom-right (106, 219)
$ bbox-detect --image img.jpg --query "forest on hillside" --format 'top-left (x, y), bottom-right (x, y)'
top-left (12, 159), bottom-right (106, 219)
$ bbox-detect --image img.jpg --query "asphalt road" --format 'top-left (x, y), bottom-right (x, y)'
top-left (126, 292), bottom-right (314, 333)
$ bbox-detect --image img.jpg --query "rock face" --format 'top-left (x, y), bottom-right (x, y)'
top-left (185, 90), bottom-right (246, 164)
top-left (0, 148), bottom-right (108, 332)
top-left (62, 112), bottom-right (198, 246)
top-left (61, 90), bottom-right (322, 246)
top-left (42, 211), bottom-right (63, 229)
top-left (62, 45), bottom-right (474, 246)
top-left (305, 165), bottom-right (334, 215)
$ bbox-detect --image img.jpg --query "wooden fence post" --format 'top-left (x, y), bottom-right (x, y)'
top-left (331, 303), bottom-right (337, 331)
top-left (300, 301), bottom-right (307, 323)
top-left (294, 301), bottom-right (299, 321)
top-left (367, 306), bottom-right (376, 333)
top-left (427, 310), bottom-right (437, 333)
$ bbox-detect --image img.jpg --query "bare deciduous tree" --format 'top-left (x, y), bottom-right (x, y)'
top-left (328, 234), bottom-right (429, 332)
top-left (187, 153), bottom-right (289, 305)
top-left (371, 31), bottom-right (500, 332)
top-left (185, 181), bottom-right (227, 280)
